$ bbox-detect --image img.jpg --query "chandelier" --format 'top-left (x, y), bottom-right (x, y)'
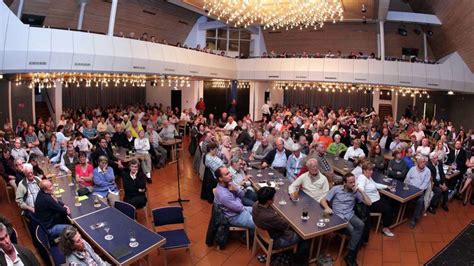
top-left (203, 0), bottom-right (344, 30)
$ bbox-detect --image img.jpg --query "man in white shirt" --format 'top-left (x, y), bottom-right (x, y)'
top-left (405, 156), bottom-right (431, 228)
top-left (0, 223), bottom-right (39, 265)
top-left (416, 138), bottom-right (431, 157)
top-left (344, 139), bottom-right (366, 161)
top-left (389, 134), bottom-right (404, 151)
top-left (10, 138), bottom-right (29, 162)
top-left (288, 158), bottom-right (329, 202)
top-left (222, 117), bottom-right (238, 131)
top-left (410, 126), bottom-right (425, 143)
top-left (261, 101), bottom-right (271, 121)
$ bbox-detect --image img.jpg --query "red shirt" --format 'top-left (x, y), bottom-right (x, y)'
top-left (75, 163), bottom-right (94, 187)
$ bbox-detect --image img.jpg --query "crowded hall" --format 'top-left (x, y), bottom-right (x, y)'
top-left (1, 0), bottom-right (474, 265)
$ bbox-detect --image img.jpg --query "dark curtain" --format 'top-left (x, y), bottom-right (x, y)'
top-left (62, 82), bottom-right (146, 109)
top-left (284, 89), bottom-right (373, 111)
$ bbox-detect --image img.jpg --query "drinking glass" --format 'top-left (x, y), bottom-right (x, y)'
top-left (74, 195), bottom-right (81, 207)
top-left (403, 182), bottom-right (409, 190)
top-left (128, 229), bottom-right (138, 247)
top-left (390, 181), bottom-right (397, 192)
top-left (301, 205), bottom-right (309, 220)
top-left (93, 195), bottom-right (101, 208)
top-left (335, 151), bottom-right (340, 161)
top-left (278, 196), bottom-right (287, 206)
top-left (104, 223), bottom-right (113, 240)
top-left (67, 174), bottom-right (74, 186)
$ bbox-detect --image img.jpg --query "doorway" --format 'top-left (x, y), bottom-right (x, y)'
top-left (379, 104), bottom-right (393, 121)
top-left (171, 90), bottom-right (182, 114)
top-left (423, 102), bottom-right (436, 120)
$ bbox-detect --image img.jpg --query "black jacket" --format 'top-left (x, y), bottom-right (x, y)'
top-left (122, 170), bottom-right (147, 208)
top-left (0, 244), bottom-right (40, 266)
top-left (427, 160), bottom-right (446, 187)
top-left (90, 146), bottom-right (119, 169)
top-left (447, 148), bottom-right (468, 175)
top-left (236, 131), bottom-right (253, 147)
top-left (34, 190), bottom-right (68, 230)
top-left (112, 132), bottom-right (128, 147)
top-left (205, 204), bottom-right (230, 248)
top-left (263, 149), bottom-right (292, 166)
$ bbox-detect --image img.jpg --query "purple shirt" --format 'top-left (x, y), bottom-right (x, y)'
top-left (214, 183), bottom-right (245, 218)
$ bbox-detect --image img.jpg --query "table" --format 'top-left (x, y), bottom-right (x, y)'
top-left (74, 207), bottom-right (166, 265)
top-left (38, 156), bottom-right (166, 265)
top-left (325, 155), bottom-right (423, 228)
top-left (160, 138), bottom-right (182, 164)
top-left (246, 167), bottom-right (348, 262)
top-left (371, 172), bottom-right (423, 228)
top-left (443, 166), bottom-right (461, 180)
top-left (112, 147), bottom-right (144, 163)
top-left (325, 154), bottom-right (355, 176)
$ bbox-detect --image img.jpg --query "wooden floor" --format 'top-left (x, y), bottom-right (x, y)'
top-left (2, 137), bottom-right (473, 266)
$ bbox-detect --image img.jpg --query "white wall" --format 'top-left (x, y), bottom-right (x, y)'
top-left (270, 86), bottom-right (284, 106)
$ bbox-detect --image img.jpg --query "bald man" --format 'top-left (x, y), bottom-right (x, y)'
top-left (34, 179), bottom-right (71, 238)
top-left (262, 139), bottom-right (292, 176)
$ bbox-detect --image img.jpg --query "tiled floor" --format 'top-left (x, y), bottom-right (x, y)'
top-left (2, 137), bottom-right (473, 265)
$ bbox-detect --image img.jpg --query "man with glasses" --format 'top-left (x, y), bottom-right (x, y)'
top-left (15, 163), bottom-right (41, 214)
top-left (91, 136), bottom-right (123, 171)
top-left (11, 138), bottom-right (28, 162)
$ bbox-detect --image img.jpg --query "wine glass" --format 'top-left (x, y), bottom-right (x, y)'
top-left (103, 223), bottom-right (113, 240)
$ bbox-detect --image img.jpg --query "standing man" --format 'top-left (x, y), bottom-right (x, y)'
top-left (320, 173), bottom-right (372, 266)
top-left (195, 97), bottom-right (206, 115)
top-left (261, 101), bottom-right (271, 121)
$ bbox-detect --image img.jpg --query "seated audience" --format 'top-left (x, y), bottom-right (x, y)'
top-left (387, 150), bottom-right (408, 181)
top-left (416, 137), bottom-right (431, 157)
top-left (75, 152), bottom-right (94, 192)
top-left (262, 139), bottom-right (291, 175)
top-left (59, 225), bottom-right (110, 265)
top-left (250, 136), bottom-right (273, 160)
top-left (35, 179), bottom-right (71, 238)
top-left (93, 156), bottom-right (120, 207)
top-left (344, 139), bottom-right (366, 161)
top-left (134, 129), bottom-right (152, 182)
top-left (59, 143), bottom-right (79, 175)
top-left (0, 222), bottom-right (39, 265)
top-left (205, 142), bottom-right (224, 174)
top-left (320, 173), bottom-right (372, 266)
top-left (0, 149), bottom-right (17, 191)
top-left (25, 125), bottom-right (44, 156)
top-left (286, 144), bottom-right (306, 182)
top-left (368, 144), bottom-right (385, 172)
top-left (15, 163), bottom-right (40, 214)
top-left (91, 136), bottom-right (124, 170)
top-left (356, 163), bottom-right (394, 237)
top-left (313, 142), bottom-right (339, 184)
top-left (252, 186), bottom-right (301, 250)
top-left (213, 166), bottom-right (255, 229)
top-left (122, 159), bottom-right (148, 209)
top-left (228, 157), bottom-right (257, 206)
top-left (326, 134), bottom-right (348, 157)
top-left (159, 120), bottom-right (178, 139)
top-left (11, 138), bottom-right (28, 162)
top-left (427, 152), bottom-right (449, 213)
top-left (405, 156), bottom-right (431, 228)
top-left (288, 158), bottom-right (329, 202)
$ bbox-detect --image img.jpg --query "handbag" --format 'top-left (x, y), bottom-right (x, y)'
top-left (77, 187), bottom-right (91, 196)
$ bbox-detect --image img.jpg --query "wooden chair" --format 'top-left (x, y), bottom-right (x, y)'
top-left (177, 120), bottom-right (187, 136)
top-left (251, 226), bottom-right (297, 266)
top-left (370, 212), bottom-right (382, 233)
top-left (230, 226), bottom-right (250, 250)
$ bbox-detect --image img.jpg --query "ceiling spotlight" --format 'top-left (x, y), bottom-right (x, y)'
top-left (426, 30), bottom-right (433, 36)
top-left (447, 90), bottom-right (454, 95)
top-left (361, 4), bottom-right (367, 13)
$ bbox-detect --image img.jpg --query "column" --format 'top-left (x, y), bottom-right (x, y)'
top-left (53, 80), bottom-right (63, 123)
top-left (16, 0), bottom-right (24, 18)
top-left (77, 1), bottom-right (87, 30)
top-left (107, 0), bottom-right (118, 36)
top-left (423, 32), bottom-right (428, 61)
top-left (379, 21), bottom-right (385, 60)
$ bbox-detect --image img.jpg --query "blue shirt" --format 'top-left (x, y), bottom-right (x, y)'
top-left (325, 185), bottom-right (363, 221)
top-left (93, 166), bottom-right (118, 197)
top-left (404, 166), bottom-right (431, 190)
top-left (213, 184), bottom-right (245, 218)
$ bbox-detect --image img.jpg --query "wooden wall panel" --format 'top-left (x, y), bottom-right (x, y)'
top-left (263, 22), bottom-right (432, 58)
top-left (410, 0), bottom-right (474, 71)
top-left (12, 0), bottom-right (200, 45)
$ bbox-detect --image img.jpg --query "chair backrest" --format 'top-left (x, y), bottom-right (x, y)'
top-left (255, 226), bottom-right (273, 246)
top-left (10, 227), bottom-right (18, 245)
top-left (152, 206), bottom-right (184, 227)
top-left (114, 201), bottom-right (137, 220)
top-left (35, 225), bottom-right (54, 265)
